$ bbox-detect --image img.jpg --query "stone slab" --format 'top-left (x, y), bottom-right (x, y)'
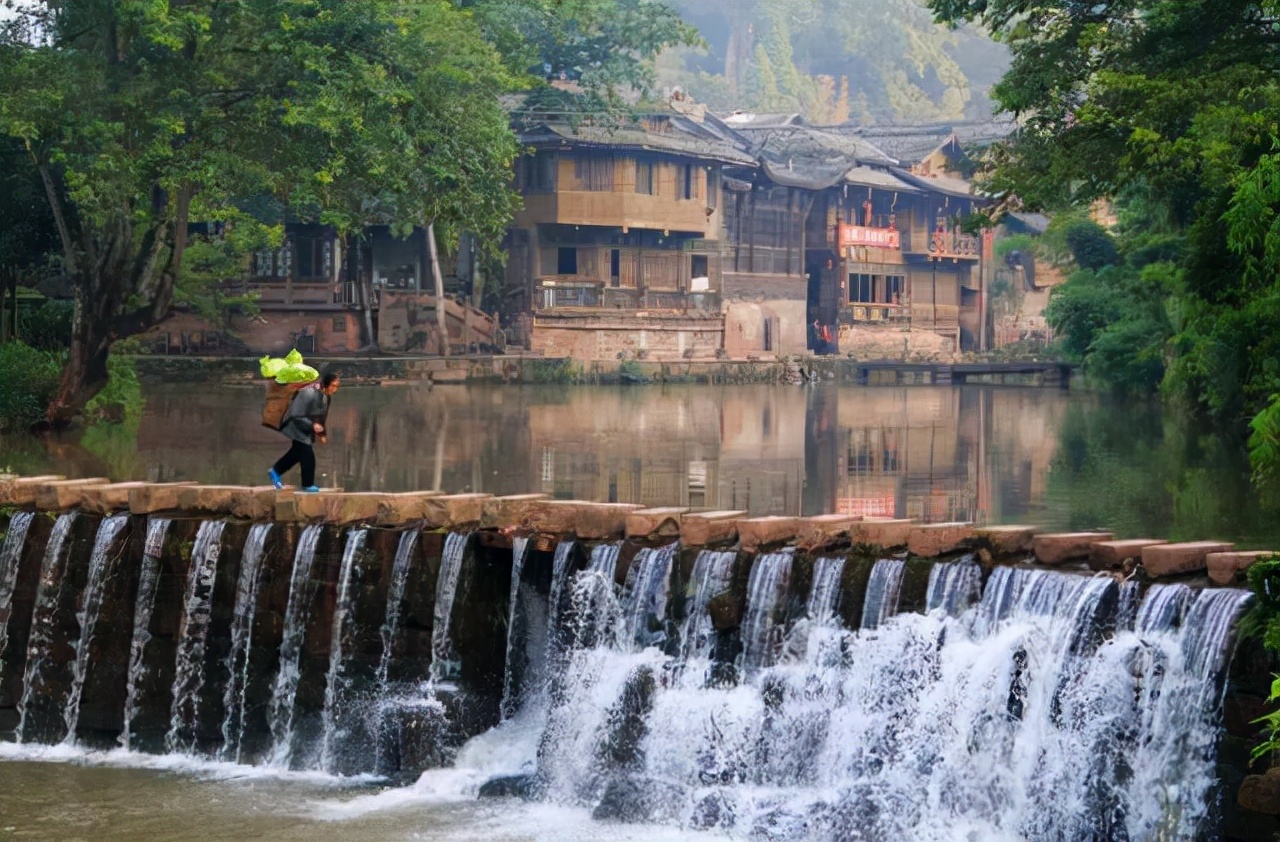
top-left (481, 493), bottom-right (553, 530)
top-left (295, 491), bottom-right (383, 524)
top-left (78, 482), bottom-right (150, 515)
top-left (625, 507), bottom-right (690, 539)
top-left (529, 501), bottom-right (642, 539)
top-left (1032, 532), bottom-right (1114, 565)
top-left (738, 516), bottom-right (802, 552)
top-left (422, 493), bottom-right (492, 528)
top-left (974, 524), bottom-right (1039, 556)
top-left (375, 491), bottom-right (444, 526)
top-left (0, 475), bottom-right (64, 506)
top-left (1208, 550), bottom-right (1276, 586)
top-left (1089, 538), bottom-right (1167, 571)
top-left (274, 490), bottom-right (300, 522)
top-left (850, 518), bottom-right (914, 551)
top-left (176, 484), bottom-right (250, 516)
top-left (680, 510), bottom-right (747, 546)
top-left (795, 514), bottom-right (860, 552)
top-left (1140, 540), bottom-right (1235, 578)
top-left (229, 486), bottom-right (289, 521)
top-left (128, 483), bottom-right (189, 515)
top-left (908, 522), bottom-right (975, 558)
top-left (34, 477), bottom-right (111, 510)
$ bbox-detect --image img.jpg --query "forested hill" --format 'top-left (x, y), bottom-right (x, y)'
top-left (656, 0), bottom-right (1009, 124)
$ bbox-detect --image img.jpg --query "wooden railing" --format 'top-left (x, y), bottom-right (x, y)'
top-left (537, 279), bottom-right (719, 313)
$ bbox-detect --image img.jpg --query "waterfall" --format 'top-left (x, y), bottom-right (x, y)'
top-left (0, 511), bottom-right (37, 669)
top-left (806, 556), bottom-right (845, 626)
top-left (619, 543), bottom-right (677, 650)
top-left (61, 514), bottom-right (130, 741)
top-left (547, 540), bottom-right (576, 640)
top-left (499, 536), bottom-right (530, 720)
top-left (860, 558), bottom-right (906, 630)
top-left (926, 554), bottom-right (983, 616)
top-left (120, 517), bottom-right (171, 750)
top-left (267, 523), bottom-right (324, 767)
top-left (740, 550), bottom-right (794, 672)
top-left (588, 542), bottom-right (621, 583)
top-left (678, 550), bottom-right (736, 662)
top-left (319, 528), bottom-right (368, 773)
top-left (1136, 582), bottom-right (1193, 632)
top-left (528, 564), bottom-right (1250, 840)
top-left (1116, 577), bottom-right (1141, 631)
top-left (218, 522), bottom-right (272, 762)
top-left (428, 532), bottom-right (469, 684)
top-left (166, 520), bottom-right (226, 753)
top-left (15, 512), bottom-right (78, 742)
top-left (376, 529), bottom-right (421, 691)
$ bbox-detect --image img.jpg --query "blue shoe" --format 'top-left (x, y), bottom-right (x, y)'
top-left (268, 468), bottom-right (284, 490)
top-left (301, 485), bottom-right (321, 493)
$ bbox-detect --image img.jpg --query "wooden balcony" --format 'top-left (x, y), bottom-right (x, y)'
top-left (839, 303), bottom-right (958, 330)
top-left (535, 278), bottom-right (719, 313)
top-left (242, 278), bottom-right (354, 309)
top-left (516, 191), bottom-right (716, 236)
top-left (926, 229), bottom-right (980, 260)
top-left (842, 303), bottom-right (910, 324)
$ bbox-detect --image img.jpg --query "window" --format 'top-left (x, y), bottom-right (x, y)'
top-left (706, 169), bottom-right (719, 210)
top-left (557, 247), bottom-right (578, 275)
top-left (523, 153), bottom-right (556, 192)
top-left (332, 315), bottom-right (346, 333)
top-left (635, 160), bottom-right (654, 195)
top-left (295, 235), bottom-right (325, 280)
top-left (690, 254), bottom-right (708, 279)
top-left (886, 275), bottom-right (905, 304)
top-left (850, 273), bottom-right (874, 303)
top-left (680, 164), bottom-right (698, 200)
top-left (573, 155), bottom-right (614, 191)
top-left (610, 249), bottom-right (620, 287)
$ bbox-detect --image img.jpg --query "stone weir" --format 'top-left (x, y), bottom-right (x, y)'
top-left (2, 475), bottom-right (1280, 840)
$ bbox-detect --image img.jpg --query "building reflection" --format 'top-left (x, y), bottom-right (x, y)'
top-left (47, 382), bottom-right (1065, 524)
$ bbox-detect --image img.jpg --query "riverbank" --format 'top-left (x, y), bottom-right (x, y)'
top-left (132, 352), bottom-right (1077, 388)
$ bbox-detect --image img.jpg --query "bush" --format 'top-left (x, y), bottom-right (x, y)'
top-left (18, 301), bottom-right (73, 351)
top-left (1063, 219), bottom-right (1120, 270)
top-left (84, 352), bottom-right (144, 425)
top-left (0, 341), bottom-right (62, 431)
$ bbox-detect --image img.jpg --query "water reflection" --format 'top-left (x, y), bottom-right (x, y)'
top-left (2, 382), bottom-right (1275, 545)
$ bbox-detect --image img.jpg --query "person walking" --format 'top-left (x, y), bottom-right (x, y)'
top-left (268, 372), bottom-right (340, 492)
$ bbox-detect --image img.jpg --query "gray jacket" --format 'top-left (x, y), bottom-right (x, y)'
top-left (280, 385), bottom-right (330, 444)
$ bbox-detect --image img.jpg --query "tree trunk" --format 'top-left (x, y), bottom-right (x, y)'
top-left (427, 222), bottom-right (449, 357)
top-left (44, 217), bottom-right (176, 430)
top-left (45, 271), bottom-right (116, 429)
top-left (348, 233), bottom-right (378, 351)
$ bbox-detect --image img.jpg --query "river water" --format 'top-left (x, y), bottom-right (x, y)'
top-left (2, 380), bottom-right (1275, 544)
top-left (0, 380), bottom-right (1274, 839)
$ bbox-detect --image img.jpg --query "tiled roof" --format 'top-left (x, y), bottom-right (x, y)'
top-left (830, 119), bottom-right (1017, 166)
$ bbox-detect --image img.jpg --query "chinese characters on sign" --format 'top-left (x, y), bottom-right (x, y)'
top-left (838, 224), bottom-right (901, 249)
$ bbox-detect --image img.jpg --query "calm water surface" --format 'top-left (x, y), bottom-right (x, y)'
top-left (2, 380), bottom-right (1275, 545)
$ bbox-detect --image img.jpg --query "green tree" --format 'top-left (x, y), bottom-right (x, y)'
top-left (0, 0), bottom-right (521, 428)
top-left (931, 0), bottom-right (1280, 470)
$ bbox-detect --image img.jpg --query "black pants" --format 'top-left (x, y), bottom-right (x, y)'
top-left (273, 440), bottom-right (316, 487)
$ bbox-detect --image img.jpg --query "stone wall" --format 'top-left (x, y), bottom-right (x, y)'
top-left (531, 312), bottom-right (724, 361)
top-left (1, 473), bottom-right (1278, 837)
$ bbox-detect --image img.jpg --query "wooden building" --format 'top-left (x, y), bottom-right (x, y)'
top-left (507, 100), bottom-right (759, 359)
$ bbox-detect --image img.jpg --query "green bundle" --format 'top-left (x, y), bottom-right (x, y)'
top-left (258, 348), bottom-right (319, 384)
